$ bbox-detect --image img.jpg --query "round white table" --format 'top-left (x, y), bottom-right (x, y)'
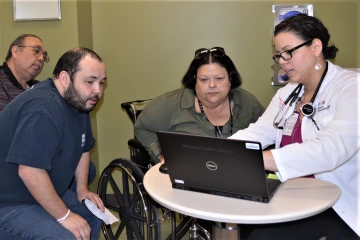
top-left (144, 163), bottom-right (341, 224)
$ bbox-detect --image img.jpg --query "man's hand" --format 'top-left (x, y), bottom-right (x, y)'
top-left (62, 211), bottom-right (91, 240)
top-left (77, 190), bottom-right (105, 213)
top-left (74, 152), bottom-right (104, 212)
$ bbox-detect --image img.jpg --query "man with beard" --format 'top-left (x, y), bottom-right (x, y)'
top-left (0, 47), bottom-right (106, 240)
top-left (0, 34), bottom-right (97, 198)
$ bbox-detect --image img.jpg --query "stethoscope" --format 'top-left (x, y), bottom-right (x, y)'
top-left (273, 62), bottom-right (328, 130)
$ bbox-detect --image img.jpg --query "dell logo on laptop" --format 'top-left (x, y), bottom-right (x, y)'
top-left (206, 161), bottom-right (217, 170)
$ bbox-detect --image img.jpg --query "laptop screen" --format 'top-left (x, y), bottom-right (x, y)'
top-left (157, 131), bottom-right (280, 202)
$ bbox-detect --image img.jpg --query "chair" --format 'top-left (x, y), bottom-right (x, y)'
top-left (97, 158), bottom-right (161, 240)
top-left (121, 99), bottom-right (154, 173)
top-left (97, 99), bottom-right (210, 240)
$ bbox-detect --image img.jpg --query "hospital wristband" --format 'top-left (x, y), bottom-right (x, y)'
top-left (57, 209), bottom-right (71, 224)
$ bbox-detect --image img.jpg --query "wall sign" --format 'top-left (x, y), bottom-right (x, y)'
top-left (13, 0), bottom-right (61, 21)
top-left (271, 4), bottom-right (313, 86)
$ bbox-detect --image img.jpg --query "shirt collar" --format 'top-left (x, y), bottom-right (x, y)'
top-left (1, 62), bottom-right (38, 90)
top-left (180, 88), bottom-right (196, 109)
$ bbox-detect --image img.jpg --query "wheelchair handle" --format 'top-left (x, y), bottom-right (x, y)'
top-left (120, 99), bottom-right (152, 109)
top-left (120, 102), bottom-right (132, 109)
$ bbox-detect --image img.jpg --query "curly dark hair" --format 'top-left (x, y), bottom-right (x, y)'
top-left (274, 14), bottom-right (338, 59)
top-left (181, 47), bottom-right (242, 89)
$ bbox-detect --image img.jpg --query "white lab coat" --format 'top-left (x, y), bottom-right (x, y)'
top-left (230, 61), bottom-right (360, 235)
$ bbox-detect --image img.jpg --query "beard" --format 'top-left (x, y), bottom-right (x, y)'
top-left (63, 82), bottom-right (99, 113)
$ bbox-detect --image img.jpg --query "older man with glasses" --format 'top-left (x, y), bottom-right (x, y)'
top-left (0, 34), bottom-right (49, 112)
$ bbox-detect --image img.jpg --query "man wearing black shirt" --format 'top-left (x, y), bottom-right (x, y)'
top-left (0, 34), bottom-right (48, 111)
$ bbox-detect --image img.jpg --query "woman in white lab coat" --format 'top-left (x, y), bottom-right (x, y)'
top-left (230, 14), bottom-right (360, 239)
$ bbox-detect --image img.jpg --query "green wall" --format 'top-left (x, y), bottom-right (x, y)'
top-left (0, 0), bottom-right (359, 195)
top-left (91, 0), bottom-right (359, 175)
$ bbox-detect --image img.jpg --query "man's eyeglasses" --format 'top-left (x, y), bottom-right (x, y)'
top-left (194, 47), bottom-right (225, 59)
top-left (18, 45), bottom-right (50, 63)
top-left (272, 40), bottom-right (313, 64)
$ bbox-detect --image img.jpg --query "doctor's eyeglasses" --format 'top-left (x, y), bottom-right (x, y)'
top-left (194, 47), bottom-right (225, 59)
top-left (272, 40), bottom-right (312, 64)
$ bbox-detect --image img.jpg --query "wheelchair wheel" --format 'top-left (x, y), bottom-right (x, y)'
top-left (98, 158), bottom-right (161, 240)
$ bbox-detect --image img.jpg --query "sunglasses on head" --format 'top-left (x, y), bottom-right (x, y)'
top-left (194, 47), bottom-right (225, 59)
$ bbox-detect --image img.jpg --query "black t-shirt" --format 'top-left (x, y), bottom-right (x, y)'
top-left (0, 78), bottom-right (95, 206)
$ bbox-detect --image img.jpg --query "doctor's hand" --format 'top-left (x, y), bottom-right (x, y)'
top-left (263, 150), bottom-right (278, 172)
top-left (159, 155), bottom-right (165, 165)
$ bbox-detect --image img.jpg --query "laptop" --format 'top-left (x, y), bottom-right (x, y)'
top-left (156, 131), bottom-right (281, 203)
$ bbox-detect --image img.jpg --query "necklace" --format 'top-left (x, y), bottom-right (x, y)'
top-left (198, 94), bottom-right (233, 137)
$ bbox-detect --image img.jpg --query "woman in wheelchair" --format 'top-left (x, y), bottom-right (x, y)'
top-left (100, 47), bottom-right (264, 240)
top-left (134, 46), bottom-right (265, 163)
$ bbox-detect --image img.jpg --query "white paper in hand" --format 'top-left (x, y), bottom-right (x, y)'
top-left (83, 199), bottom-right (119, 225)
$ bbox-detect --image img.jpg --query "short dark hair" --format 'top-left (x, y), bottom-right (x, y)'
top-left (274, 14), bottom-right (338, 60)
top-left (5, 34), bottom-right (43, 61)
top-left (52, 47), bottom-right (103, 81)
top-left (181, 48), bottom-right (242, 89)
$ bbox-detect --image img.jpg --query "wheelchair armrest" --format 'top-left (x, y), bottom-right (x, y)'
top-left (128, 139), bottom-right (147, 151)
top-left (128, 139), bottom-right (156, 168)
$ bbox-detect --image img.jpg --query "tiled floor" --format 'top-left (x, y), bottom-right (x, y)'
top-left (97, 162), bottom-right (194, 240)
top-left (96, 207), bottom-right (255, 240)
top-left (98, 210), bottom-right (190, 240)
top-left (96, 163), bottom-right (246, 240)
top-left (97, 213), bottom-right (249, 240)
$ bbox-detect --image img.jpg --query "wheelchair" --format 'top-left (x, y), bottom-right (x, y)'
top-left (97, 99), bottom-right (210, 240)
